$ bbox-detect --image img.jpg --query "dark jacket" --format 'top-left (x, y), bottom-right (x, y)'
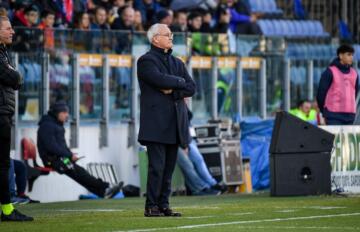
top-left (316, 58), bottom-right (359, 123)
top-left (137, 45), bottom-right (196, 148)
top-left (37, 112), bottom-right (73, 165)
top-left (0, 44), bottom-right (22, 116)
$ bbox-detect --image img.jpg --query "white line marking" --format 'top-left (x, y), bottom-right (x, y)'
top-left (184, 216), bottom-right (214, 219)
top-left (59, 209), bottom-right (123, 212)
top-left (175, 206), bottom-right (220, 210)
top-left (227, 212), bottom-right (254, 216)
top-left (114, 212), bottom-right (360, 232)
top-left (237, 226), bottom-right (360, 230)
top-left (275, 210), bottom-right (297, 213)
top-left (305, 206), bottom-right (347, 210)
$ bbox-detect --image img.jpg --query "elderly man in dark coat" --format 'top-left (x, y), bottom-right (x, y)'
top-left (137, 23), bottom-right (196, 217)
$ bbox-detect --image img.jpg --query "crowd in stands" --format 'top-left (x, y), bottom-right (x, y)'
top-left (0, 0), bottom-right (261, 35)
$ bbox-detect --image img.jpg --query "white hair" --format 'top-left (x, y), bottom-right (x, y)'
top-left (147, 23), bottom-right (167, 43)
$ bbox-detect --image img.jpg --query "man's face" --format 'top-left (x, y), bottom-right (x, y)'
top-left (44, 14), bottom-right (55, 28)
top-left (122, 8), bottom-right (135, 27)
top-left (339, 52), bottom-right (354, 66)
top-left (153, 25), bottom-right (173, 50)
top-left (25, 10), bottom-right (39, 26)
top-left (0, 20), bottom-right (15, 45)
top-left (160, 16), bottom-right (172, 26)
top-left (300, 102), bottom-right (311, 115)
top-left (57, 111), bottom-right (69, 123)
top-left (189, 16), bottom-right (202, 30)
top-left (96, 9), bottom-right (107, 25)
top-left (176, 13), bottom-right (187, 27)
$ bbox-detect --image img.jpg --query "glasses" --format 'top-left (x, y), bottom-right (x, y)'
top-left (155, 33), bottom-right (173, 39)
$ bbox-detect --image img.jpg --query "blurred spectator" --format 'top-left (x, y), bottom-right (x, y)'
top-left (73, 12), bottom-right (92, 51)
top-left (35, 0), bottom-right (70, 26)
top-left (170, 11), bottom-right (187, 32)
top-left (134, 10), bottom-right (144, 31)
top-left (109, 0), bottom-right (126, 23)
top-left (155, 9), bottom-right (172, 26)
top-left (111, 6), bottom-right (134, 53)
top-left (37, 10), bottom-right (55, 51)
top-left (214, 6), bottom-right (230, 33)
top-left (187, 11), bottom-right (202, 32)
top-left (0, 7), bottom-right (7, 17)
top-left (12, 4), bottom-right (39, 27)
top-left (90, 6), bottom-right (110, 30)
top-left (12, 4), bottom-right (42, 52)
top-left (289, 100), bottom-right (317, 123)
top-left (73, 12), bottom-right (91, 30)
top-left (225, 0), bottom-right (261, 34)
top-left (200, 11), bottom-right (212, 33)
top-left (111, 5), bottom-right (135, 30)
top-left (134, 0), bottom-right (162, 29)
top-left (91, 0), bottom-right (113, 11)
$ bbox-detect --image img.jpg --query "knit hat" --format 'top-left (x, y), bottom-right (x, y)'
top-left (156, 9), bottom-right (170, 22)
top-left (50, 101), bottom-right (69, 114)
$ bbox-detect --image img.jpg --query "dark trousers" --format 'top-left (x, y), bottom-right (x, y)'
top-left (145, 142), bottom-right (178, 209)
top-left (0, 115), bottom-right (12, 204)
top-left (50, 161), bottom-right (109, 198)
top-left (9, 159), bottom-right (27, 196)
top-left (326, 118), bottom-right (353, 125)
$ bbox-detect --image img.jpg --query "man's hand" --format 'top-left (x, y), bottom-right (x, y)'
top-left (71, 154), bottom-right (79, 162)
top-left (161, 89), bottom-right (173, 94)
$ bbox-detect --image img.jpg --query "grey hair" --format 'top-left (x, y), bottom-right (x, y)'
top-left (147, 23), bottom-right (166, 43)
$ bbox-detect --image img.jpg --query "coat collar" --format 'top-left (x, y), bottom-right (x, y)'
top-left (150, 44), bottom-right (172, 55)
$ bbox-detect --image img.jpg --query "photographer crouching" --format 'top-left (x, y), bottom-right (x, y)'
top-left (37, 101), bottom-right (123, 198)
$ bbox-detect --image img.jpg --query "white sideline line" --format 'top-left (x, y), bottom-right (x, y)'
top-left (184, 216), bottom-right (214, 219)
top-left (175, 206), bottom-right (220, 210)
top-left (306, 206), bottom-right (347, 210)
top-left (275, 210), bottom-right (297, 213)
top-left (59, 209), bottom-right (123, 212)
top-left (236, 226), bottom-right (360, 230)
top-left (227, 212), bottom-right (254, 216)
top-left (114, 212), bottom-right (360, 232)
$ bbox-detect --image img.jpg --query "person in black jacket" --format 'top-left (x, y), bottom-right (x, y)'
top-left (0, 16), bottom-right (33, 222)
top-left (137, 23), bottom-right (196, 217)
top-left (316, 44), bottom-right (359, 125)
top-left (37, 101), bottom-right (123, 199)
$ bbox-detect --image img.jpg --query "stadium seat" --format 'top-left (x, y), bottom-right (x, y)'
top-left (21, 138), bottom-right (54, 192)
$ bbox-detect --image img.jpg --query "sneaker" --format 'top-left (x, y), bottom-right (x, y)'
top-left (144, 206), bottom-right (164, 217)
top-left (18, 195), bottom-right (40, 204)
top-left (11, 197), bottom-right (30, 205)
top-left (104, 181), bottom-right (124, 199)
top-left (159, 208), bottom-right (181, 217)
top-left (1, 209), bottom-right (34, 222)
top-left (198, 188), bottom-right (221, 196)
top-left (212, 183), bottom-right (227, 193)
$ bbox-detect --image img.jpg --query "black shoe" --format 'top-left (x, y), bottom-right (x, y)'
top-left (1, 209), bottom-right (34, 222)
top-left (18, 195), bottom-right (40, 204)
top-left (104, 181), bottom-right (124, 199)
top-left (160, 208), bottom-right (182, 217)
top-left (144, 206), bottom-right (164, 217)
top-left (212, 183), bottom-right (228, 193)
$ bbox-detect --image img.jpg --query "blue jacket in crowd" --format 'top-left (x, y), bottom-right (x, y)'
top-left (316, 58), bottom-right (359, 123)
top-left (37, 112), bottom-right (72, 166)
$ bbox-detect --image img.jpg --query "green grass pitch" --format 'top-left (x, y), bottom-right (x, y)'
top-left (1, 193), bottom-right (359, 232)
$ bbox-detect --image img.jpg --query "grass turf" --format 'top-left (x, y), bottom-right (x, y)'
top-left (0, 193), bottom-right (359, 232)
